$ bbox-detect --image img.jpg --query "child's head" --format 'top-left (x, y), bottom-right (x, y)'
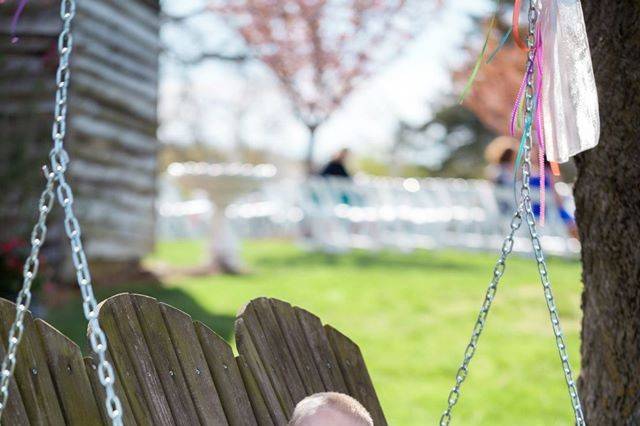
top-left (288, 392), bottom-right (373, 426)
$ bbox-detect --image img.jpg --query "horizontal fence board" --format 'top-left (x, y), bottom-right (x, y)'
top-left (73, 56), bottom-right (158, 101)
top-left (77, 0), bottom-right (160, 52)
top-left (74, 36), bottom-right (159, 84)
top-left (72, 73), bottom-right (158, 122)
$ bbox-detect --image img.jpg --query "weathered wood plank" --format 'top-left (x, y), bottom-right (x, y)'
top-left (160, 303), bottom-right (228, 426)
top-left (84, 355), bottom-right (138, 426)
top-left (76, 0), bottom-right (161, 51)
top-left (72, 98), bottom-right (158, 138)
top-left (72, 56), bottom-right (158, 101)
top-left (269, 299), bottom-right (325, 395)
top-left (83, 234), bottom-right (153, 261)
top-left (0, 17), bottom-right (59, 36)
top-left (248, 298), bottom-right (307, 405)
top-left (74, 40), bottom-right (158, 86)
top-left (97, 295), bottom-right (173, 425)
top-left (0, 299), bottom-right (66, 425)
top-left (0, 334), bottom-right (30, 426)
top-left (70, 113), bottom-right (158, 154)
top-left (235, 318), bottom-right (288, 423)
top-left (69, 158), bottom-right (156, 194)
top-left (236, 355), bottom-right (274, 426)
top-left (325, 326), bottom-right (387, 426)
top-left (72, 73), bottom-right (157, 122)
top-left (126, 295), bottom-right (200, 426)
top-left (35, 319), bottom-right (102, 425)
top-left (194, 322), bottom-right (257, 426)
top-left (73, 19), bottom-right (158, 67)
top-left (295, 307), bottom-right (348, 394)
top-left (110, 0), bottom-right (160, 31)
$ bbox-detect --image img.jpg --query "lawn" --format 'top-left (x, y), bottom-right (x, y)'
top-left (46, 240), bottom-right (583, 425)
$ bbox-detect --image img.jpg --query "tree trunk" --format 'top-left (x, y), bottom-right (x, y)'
top-left (305, 124), bottom-right (318, 176)
top-left (575, 2), bottom-right (640, 424)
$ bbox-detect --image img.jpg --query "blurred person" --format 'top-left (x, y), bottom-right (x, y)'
top-left (320, 148), bottom-right (351, 179)
top-left (485, 136), bottom-right (518, 215)
top-left (289, 392), bottom-right (373, 426)
top-left (484, 136), bottom-right (518, 186)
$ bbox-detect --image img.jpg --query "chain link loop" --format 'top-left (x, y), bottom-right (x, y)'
top-left (0, 168), bottom-right (55, 413)
top-left (440, 1), bottom-right (585, 424)
top-left (0, 1), bottom-right (123, 423)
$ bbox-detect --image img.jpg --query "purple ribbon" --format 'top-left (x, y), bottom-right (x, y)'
top-left (10, 0), bottom-right (29, 43)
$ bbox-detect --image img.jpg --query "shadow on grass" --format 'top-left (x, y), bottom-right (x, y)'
top-left (44, 285), bottom-right (235, 352)
top-left (252, 249), bottom-right (478, 272)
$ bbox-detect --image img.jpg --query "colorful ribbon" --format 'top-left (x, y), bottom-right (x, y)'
top-left (512, 0), bottom-right (528, 51)
top-left (458, 13), bottom-right (497, 104)
top-left (10, 0), bottom-right (29, 43)
top-left (534, 25), bottom-right (546, 225)
top-left (511, 7), bottom-right (550, 226)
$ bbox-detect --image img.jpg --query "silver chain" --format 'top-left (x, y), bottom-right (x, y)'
top-left (0, 168), bottom-right (56, 414)
top-left (440, 2), bottom-right (585, 425)
top-left (0, 1), bottom-right (124, 424)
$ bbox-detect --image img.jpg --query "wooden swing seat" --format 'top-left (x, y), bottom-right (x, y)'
top-left (0, 293), bottom-right (386, 425)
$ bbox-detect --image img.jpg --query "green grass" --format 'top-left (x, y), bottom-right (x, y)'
top-left (46, 240), bottom-right (583, 425)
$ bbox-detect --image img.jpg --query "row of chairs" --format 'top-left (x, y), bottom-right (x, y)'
top-left (158, 175), bottom-right (580, 257)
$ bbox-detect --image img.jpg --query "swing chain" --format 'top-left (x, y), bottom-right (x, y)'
top-left (0, 1), bottom-right (124, 424)
top-left (519, 40), bottom-right (586, 426)
top-left (0, 169), bottom-right (56, 416)
top-left (439, 210), bottom-right (523, 426)
top-left (441, 1), bottom-right (585, 424)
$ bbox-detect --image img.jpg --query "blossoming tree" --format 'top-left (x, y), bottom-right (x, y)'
top-left (213, 0), bottom-right (438, 173)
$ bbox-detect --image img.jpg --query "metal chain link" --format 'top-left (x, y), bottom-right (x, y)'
top-left (0, 168), bottom-right (56, 414)
top-left (0, 1), bottom-right (124, 424)
top-left (440, 1), bottom-right (585, 424)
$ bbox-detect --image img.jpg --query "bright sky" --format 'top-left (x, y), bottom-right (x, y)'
top-left (159, 0), bottom-right (493, 164)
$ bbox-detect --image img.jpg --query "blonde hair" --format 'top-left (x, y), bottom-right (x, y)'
top-left (289, 392), bottom-right (373, 426)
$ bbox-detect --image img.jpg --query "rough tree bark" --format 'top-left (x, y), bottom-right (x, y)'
top-left (575, 2), bottom-right (640, 424)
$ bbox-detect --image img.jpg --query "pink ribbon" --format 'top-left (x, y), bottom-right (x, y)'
top-left (534, 25), bottom-right (546, 225)
top-left (510, 19), bottom-right (548, 226)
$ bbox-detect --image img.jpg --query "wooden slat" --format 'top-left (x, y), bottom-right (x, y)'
top-left (73, 56), bottom-right (157, 101)
top-left (126, 295), bottom-right (200, 426)
top-left (71, 99), bottom-right (157, 138)
top-left (295, 307), bottom-right (349, 394)
top-left (235, 318), bottom-right (288, 423)
top-left (84, 355), bottom-right (138, 426)
top-left (72, 73), bottom-right (157, 123)
top-left (158, 302), bottom-right (228, 425)
top-left (248, 298), bottom-right (307, 405)
top-left (194, 322), bottom-right (257, 426)
top-left (110, 0), bottom-right (161, 31)
top-left (236, 355), bottom-right (274, 426)
top-left (35, 319), bottom-right (102, 425)
top-left (269, 299), bottom-right (325, 394)
top-left (0, 335), bottom-right (30, 426)
top-left (325, 326), bottom-right (387, 426)
top-left (74, 40), bottom-right (158, 90)
top-left (74, 19), bottom-right (158, 68)
top-left (0, 17), bottom-right (59, 36)
top-left (0, 299), bottom-right (66, 425)
top-left (76, 0), bottom-right (161, 51)
top-left (70, 111), bottom-right (158, 152)
top-left (97, 295), bottom-right (173, 425)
